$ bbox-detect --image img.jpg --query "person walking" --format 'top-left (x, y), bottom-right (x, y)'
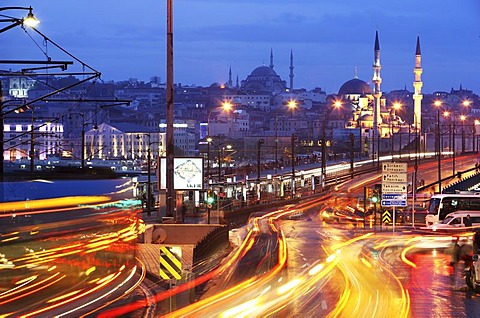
top-left (449, 237), bottom-right (462, 289)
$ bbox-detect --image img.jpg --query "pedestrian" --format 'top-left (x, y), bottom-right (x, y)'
top-left (449, 237), bottom-right (461, 288)
top-left (464, 214), bottom-right (473, 227)
top-left (474, 228), bottom-right (480, 253)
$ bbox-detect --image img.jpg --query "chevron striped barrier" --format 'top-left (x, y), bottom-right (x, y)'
top-left (159, 246), bottom-right (182, 280)
top-left (382, 210), bottom-right (392, 224)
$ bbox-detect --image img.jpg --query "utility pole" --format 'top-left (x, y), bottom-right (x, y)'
top-left (166, 0), bottom-right (174, 221)
top-left (349, 133), bottom-right (354, 179)
top-left (291, 133), bottom-right (296, 195)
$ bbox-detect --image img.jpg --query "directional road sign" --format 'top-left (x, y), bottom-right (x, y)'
top-left (381, 193), bottom-right (407, 207)
top-left (381, 200), bottom-right (407, 207)
top-left (382, 183), bottom-right (408, 194)
top-left (382, 173), bottom-right (407, 183)
top-left (382, 163), bottom-right (407, 173)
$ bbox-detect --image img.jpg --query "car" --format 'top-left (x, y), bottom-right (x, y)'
top-left (427, 211), bottom-right (480, 232)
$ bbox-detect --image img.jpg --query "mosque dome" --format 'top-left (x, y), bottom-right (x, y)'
top-left (250, 65), bottom-right (278, 77)
top-left (338, 78), bottom-right (372, 95)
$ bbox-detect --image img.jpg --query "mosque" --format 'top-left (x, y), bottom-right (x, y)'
top-left (233, 31), bottom-right (424, 159)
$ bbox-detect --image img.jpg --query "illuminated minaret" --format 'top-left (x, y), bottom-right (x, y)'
top-left (289, 49), bottom-right (294, 91)
top-left (372, 31), bottom-right (382, 129)
top-left (228, 66), bottom-right (233, 87)
top-left (270, 48), bottom-right (274, 69)
top-left (413, 35), bottom-right (423, 132)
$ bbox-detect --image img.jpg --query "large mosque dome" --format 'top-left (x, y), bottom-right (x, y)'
top-left (241, 65), bottom-right (286, 94)
top-left (338, 78), bottom-right (372, 96)
top-left (250, 65), bottom-right (278, 77)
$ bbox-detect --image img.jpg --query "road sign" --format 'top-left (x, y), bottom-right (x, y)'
top-left (382, 173), bottom-right (407, 183)
top-left (381, 200), bottom-right (407, 206)
top-left (159, 246), bottom-right (182, 280)
top-left (381, 193), bottom-right (407, 207)
top-left (382, 183), bottom-right (407, 193)
top-left (382, 193), bottom-right (407, 200)
top-left (382, 210), bottom-right (392, 223)
top-left (382, 163), bottom-right (407, 173)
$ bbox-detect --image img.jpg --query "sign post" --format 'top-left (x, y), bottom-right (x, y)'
top-left (381, 163), bottom-right (408, 233)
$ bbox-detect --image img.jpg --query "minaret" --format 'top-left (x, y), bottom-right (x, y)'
top-left (289, 49), bottom-right (294, 91)
top-left (270, 48), bottom-right (274, 69)
top-left (228, 66), bottom-right (233, 87)
top-left (236, 75), bottom-right (239, 88)
top-left (372, 31), bottom-right (382, 129)
top-left (413, 35), bottom-right (423, 132)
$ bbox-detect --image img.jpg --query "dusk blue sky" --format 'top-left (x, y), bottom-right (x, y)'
top-left (3, 0), bottom-right (480, 94)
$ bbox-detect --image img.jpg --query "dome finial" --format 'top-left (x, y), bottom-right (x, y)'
top-left (354, 66), bottom-right (358, 79)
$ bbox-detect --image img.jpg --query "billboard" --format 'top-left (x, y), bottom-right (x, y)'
top-left (159, 157), bottom-right (204, 190)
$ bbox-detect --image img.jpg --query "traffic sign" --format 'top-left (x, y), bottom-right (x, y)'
top-left (382, 193), bottom-right (407, 200)
top-left (382, 183), bottom-right (407, 193)
top-left (381, 193), bottom-right (407, 207)
top-left (382, 173), bottom-right (407, 183)
top-left (159, 246), bottom-right (182, 280)
top-left (381, 200), bottom-right (407, 207)
top-left (382, 163), bottom-right (407, 173)
top-left (382, 210), bottom-right (392, 223)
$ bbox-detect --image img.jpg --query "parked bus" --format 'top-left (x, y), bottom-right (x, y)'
top-left (425, 193), bottom-right (480, 226)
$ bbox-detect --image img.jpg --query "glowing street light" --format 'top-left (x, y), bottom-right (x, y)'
top-left (434, 100), bottom-right (442, 192)
top-left (390, 102), bottom-right (402, 162)
top-left (0, 6), bottom-right (39, 34)
top-left (207, 101), bottom-right (234, 137)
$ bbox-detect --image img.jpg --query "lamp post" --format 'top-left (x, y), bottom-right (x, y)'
top-left (137, 134), bottom-right (153, 215)
top-left (291, 133), bottom-right (296, 196)
top-left (434, 100), bottom-right (442, 193)
top-left (390, 102), bottom-right (401, 162)
top-left (287, 99), bottom-right (297, 119)
top-left (274, 113), bottom-right (278, 175)
top-left (206, 137), bottom-right (212, 188)
top-left (321, 101), bottom-right (342, 189)
top-left (206, 102), bottom-right (233, 185)
top-left (207, 101), bottom-right (233, 137)
top-left (0, 6), bottom-right (39, 34)
top-left (460, 115), bottom-right (467, 153)
top-left (257, 139), bottom-right (265, 182)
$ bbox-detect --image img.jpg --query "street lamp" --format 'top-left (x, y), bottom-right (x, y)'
top-left (321, 101), bottom-right (342, 189)
top-left (291, 133), bottom-right (297, 196)
top-left (206, 136), bottom-right (212, 188)
top-left (257, 139), bottom-right (265, 182)
top-left (287, 99), bottom-right (297, 118)
top-left (216, 142), bottom-right (231, 183)
top-left (434, 100), bottom-right (442, 193)
top-left (207, 101), bottom-right (233, 137)
top-left (460, 114), bottom-right (467, 153)
top-left (137, 134), bottom-right (153, 216)
top-left (0, 6), bottom-right (39, 34)
top-left (390, 102), bottom-right (401, 162)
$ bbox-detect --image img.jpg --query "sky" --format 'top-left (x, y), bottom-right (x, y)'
top-left (3, 0), bottom-right (480, 94)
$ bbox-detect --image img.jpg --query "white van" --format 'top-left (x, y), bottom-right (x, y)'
top-left (429, 211), bottom-right (480, 232)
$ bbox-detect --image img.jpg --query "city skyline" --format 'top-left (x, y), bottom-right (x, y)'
top-left (3, 0), bottom-right (480, 94)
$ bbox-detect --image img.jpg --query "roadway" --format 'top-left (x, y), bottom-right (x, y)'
top-left (153, 153), bottom-right (480, 316)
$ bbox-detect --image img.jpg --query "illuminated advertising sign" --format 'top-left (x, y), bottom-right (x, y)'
top-left (159, 157), bottom-right (204, 190)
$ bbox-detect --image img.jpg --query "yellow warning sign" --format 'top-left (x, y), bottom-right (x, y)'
top-left (159, 246), bottom-right (182, 280)
top-left (382, 211), bottom-right (391, 224)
